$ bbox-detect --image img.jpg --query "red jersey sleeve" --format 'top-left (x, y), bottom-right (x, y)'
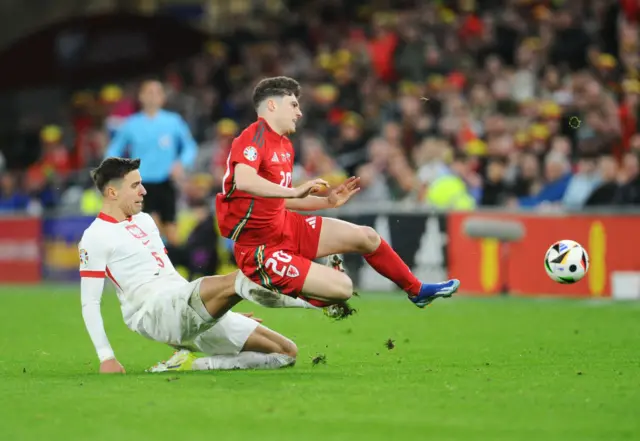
top-left (228, 132), bottom-right (263, 172)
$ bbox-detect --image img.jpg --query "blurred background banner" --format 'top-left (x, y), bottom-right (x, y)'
top-left (0, 13), bottom-right (209, 91)
top-left (0, 216), bottom-right (41, 283)
top-left (41, 215), bottom-right (93, 282)
top-left (448, 211), bottom-right (640, 298)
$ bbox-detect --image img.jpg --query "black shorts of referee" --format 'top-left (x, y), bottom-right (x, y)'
top-left (143, 180), bottom-right (177, 224)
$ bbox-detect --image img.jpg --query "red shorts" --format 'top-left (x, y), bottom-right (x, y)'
top-left (233, 211), bottom-right (323, 296)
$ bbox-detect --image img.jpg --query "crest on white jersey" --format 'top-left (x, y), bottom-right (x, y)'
top-left (126, 224), bottom-right (148, 239)
top-left (271, 152), bottom-right (279, 162)
top-left (286, 265), bottom-right (300, 278)
top-left (79, 248), bottom-right (88, 265)
top-left (244, 146), bottom-right (258, 161)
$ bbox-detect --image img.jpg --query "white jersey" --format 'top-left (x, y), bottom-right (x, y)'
top-left (78, 211), bottom-right (306, 364)
top-left (79, 212), bottom-right (186, 321)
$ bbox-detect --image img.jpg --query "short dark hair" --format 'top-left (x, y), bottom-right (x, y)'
top-left (91, 157), bottom-right (141, 193)
top-left (488, 155), bottom-right (508, 166)
top-left (139, 78), bottom-right (163, 92)
top-left (252, 76), bottom-right (301, 109)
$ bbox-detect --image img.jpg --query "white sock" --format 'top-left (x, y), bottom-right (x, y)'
top-left (234, 271), bottom-right (319, 309)
top-left (191, 352), bottom-right (296, 370)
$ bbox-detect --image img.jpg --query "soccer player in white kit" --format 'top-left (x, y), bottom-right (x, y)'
top-left (80, 157), bottom-right (310, 374)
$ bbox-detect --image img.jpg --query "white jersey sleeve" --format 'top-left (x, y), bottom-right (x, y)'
top-left (78, 230), bottom-right (115, 362)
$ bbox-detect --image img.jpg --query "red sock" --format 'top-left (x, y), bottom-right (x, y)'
top-left (364, 239), bottom-right (422, 295)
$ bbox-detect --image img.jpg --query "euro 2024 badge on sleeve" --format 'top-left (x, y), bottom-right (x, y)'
top-left (243, 146), bottom-right (258, 161)
top-left (79, 248), bottom-right (89, 266)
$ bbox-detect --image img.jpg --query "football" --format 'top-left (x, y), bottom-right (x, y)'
top-left (544, 240), bottom-right (590, 284)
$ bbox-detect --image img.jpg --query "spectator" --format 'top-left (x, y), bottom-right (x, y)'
top-left (367, 13), bottom-right (398, 82)
top-left (0, 173), bottom-right (30, 212)
top-left (31, 125), bottom-right (72, 180)
top-left (298, 136), bottom-right (348, 188)
top-left (101, 84), bottom-right (136, 139)
top-left (585, 155), bottom-right (620, 207)
top-left (353, 137), bottom-right (392, 203)
top-left (393, 25), bottom-right (426, 83)
top-left (386, 146), bottom-right (417, 201)
top-left (616, 151), bottom-right (640, 205)
top-left (631, 134), bottom-right (640, 154)
top-left (518, 152), bottom-right (572, 208)
top-left (105, 79), bottom-right (197, 245)
top-left (449, 151), bottom-right (482, 203)
top-left (414, 138), bottom-right (449, 197)
top-left (165, 176), bottom-right (220, 281)
top-left (562, 154), bottom-right (601, 210)
top-left (549, 9), bottom-right (591, 71)
top-left (196, 118), bottom-right (239, 184)
top-left (481, 156), bottom-right (509, 207)
top-left (509, 152), bottom-right (542, 198)
top-left (331, 112), bottom-right (369, 177)
top-left (24, 125), bottom-right (71, 209)
top-left (618, 78), bottom-right (639, 155)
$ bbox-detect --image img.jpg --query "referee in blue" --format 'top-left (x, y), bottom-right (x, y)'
top-left (105, 79), bottom-right (197, 245)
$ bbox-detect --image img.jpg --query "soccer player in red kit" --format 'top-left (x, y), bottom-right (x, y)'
top-left (216, 76), bottom-right (460, 308)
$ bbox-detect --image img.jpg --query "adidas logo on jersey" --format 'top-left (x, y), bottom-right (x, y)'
top-left (305, 217), bottom-right (317, 229)
top-left (272, 152), bottom-right (279, 162)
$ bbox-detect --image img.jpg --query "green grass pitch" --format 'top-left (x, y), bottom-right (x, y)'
top-left (0, 285), bottom-right (638, 441)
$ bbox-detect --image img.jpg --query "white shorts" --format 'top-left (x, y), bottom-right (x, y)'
top-left (191, 311), bottom-right (260, 355)
top-left (129, 278), bottom-right (214, 345)
top-left (127, 278), bottom-right (259, 354)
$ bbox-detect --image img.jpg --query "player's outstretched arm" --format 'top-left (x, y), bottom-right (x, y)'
top-left (285, 176), bottom-right (360, 211)
top-left (285, 196), bottom-right (332, 211)
top-left (80, 277), bottom-right (125, 374)
top-left (79, 234), bottom-right (124, 374)
top-left (234, 164), bottom-right (328, 199)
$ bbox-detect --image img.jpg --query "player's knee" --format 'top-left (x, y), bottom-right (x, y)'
top-left (356, 226), bottom-right (381, 254)
top-left (280, 338), bottom-right (298, 359)
top-left (331, 272), bottom-right (353, 301)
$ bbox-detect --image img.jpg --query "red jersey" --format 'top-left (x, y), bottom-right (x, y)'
top-left (215, 118), bottom-right (294, 246)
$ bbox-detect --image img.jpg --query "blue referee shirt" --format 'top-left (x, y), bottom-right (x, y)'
top-left (105, 110), bottom-right (197, 183)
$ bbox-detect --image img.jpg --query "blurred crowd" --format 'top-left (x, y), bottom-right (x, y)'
top-left (1, 0), bottom-right (639, 215)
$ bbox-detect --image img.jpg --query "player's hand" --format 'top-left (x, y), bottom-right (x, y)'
top-left (99, 358), bottom-right (126, 374)
top-left (327, 176), bottom-right (361, 208)
top-left (171, 162), bottom-right (185, 183)
top-left (291, 179), bottom-right (329, 199)
top-left (240, 312), bottom-right (263, 323)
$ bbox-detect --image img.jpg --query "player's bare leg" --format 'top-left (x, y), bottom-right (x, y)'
top-left (315, 217), bottom-right (460, 308)
top-left (149, 316), bottom-right (298, 372)
top-left (234, 271), bottom-right (322, 310)
top-left (300, 261), bottom-right (354, 303)
top-left (195, 270), bottom-right (318, 316)
top-left (196, 273), bottom-right (243, 319)
top-left (191, 324), bottom-right (298, 371)
top-left (242, 323), bottom-right (297, 356)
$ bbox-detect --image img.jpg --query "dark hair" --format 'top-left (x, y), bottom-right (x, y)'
top-left (252, 76), bottom-right (301, 109)
top-left (139, 77), bottom-right (163, 87)
top-left (91, 157), bottom-right (141, 193)
top-left (578, 151), bottom-right (599, 161)
top-left (452, 151), bottom-right (468, 162)
top-left (488, 155), bottom-right (508, 166)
